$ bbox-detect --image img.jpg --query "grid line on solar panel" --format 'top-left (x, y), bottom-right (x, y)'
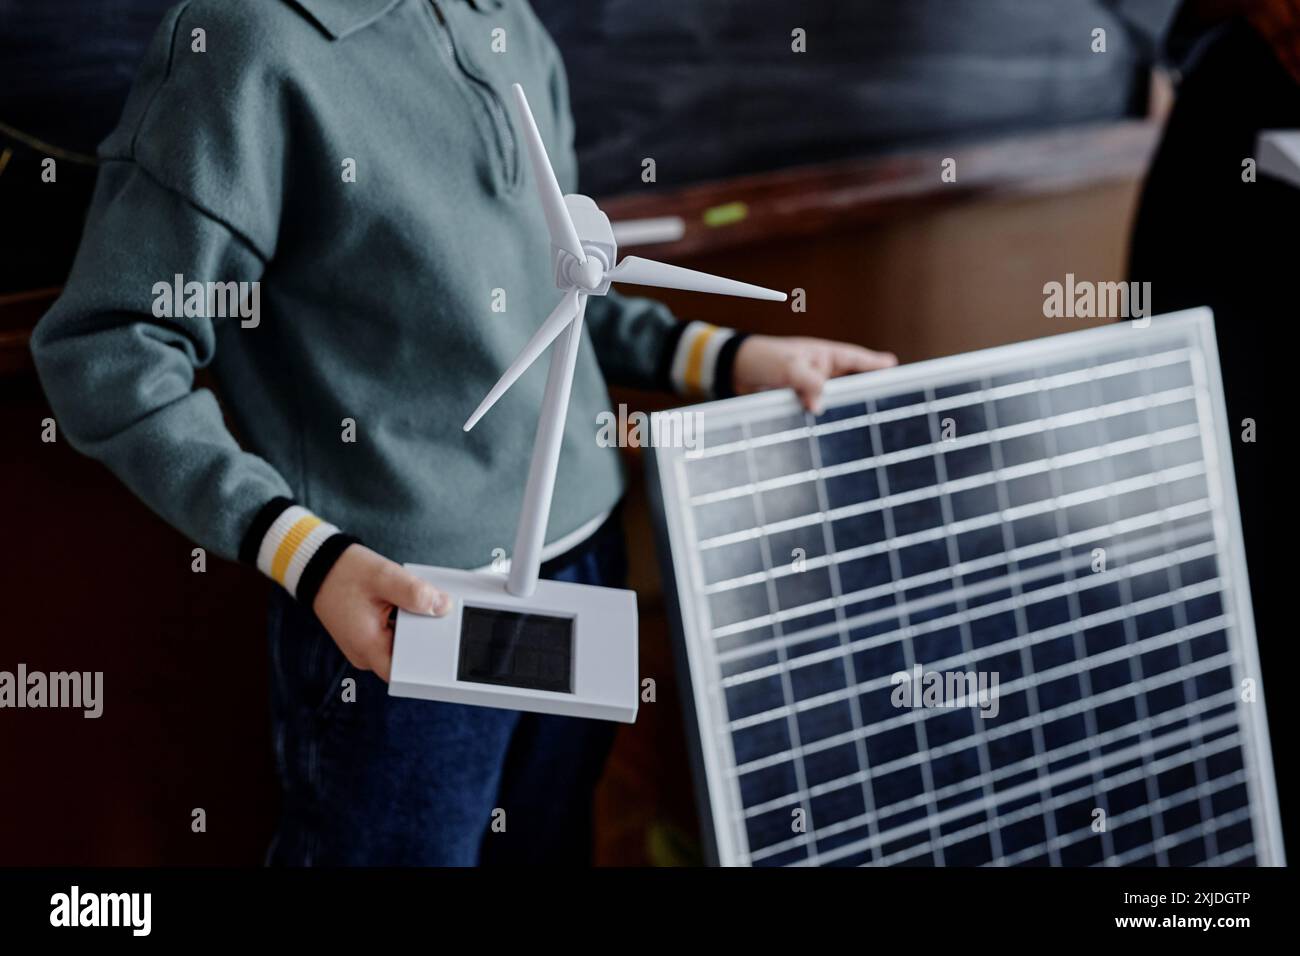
top-left (696, 447), bottom-right (1201, 595)
top-left (1003, 772), bottom-right (1253, 867)
top-left (728, 486), bottom-right (1232, 842)
top-left (699, 444), bottom-right (1206, 580)
top-left (707, 503), bottom-right (1214, 648)
top-left (1033, 374), bottom-right (1124, 862)
top-left (1104, 808), bottom-right (1252, 867)
top-left (710, 511), bottom-right (1214, 653)
top-left (688, 393), bottom-right (1198, 530)
top-left (998, 357), bottom-right (1218, 867)
top-left (686, 347), bottom-right (1190, 464)
top-left (718, 566), bottom-right (1219, 739)
top-left (738, 689), bottom-right (1241, 825)
top-left (716, 522), bottom-right (1218, 680)
top-left (700, 457), bottom-right (1207, 605)
top-left (722, 515), bottom-right (1216, 697)
top-left (803, 406), bottom-right (887, 860)
top-left (863, 398), bottom-right (950, 863)
top-left (867, 767), bottom-right (1250, 868)
top-left (1082, 362), bottom-right (1176, 864)
top-left (686, 346), bottom-right (1193, 466)
top-left (720, 547), bottom-right (1222, 700)
top-left (1143, 358), bottom-right (1228, 865)
top-left (695, 465), bottom-right (1208, 617)
top-left (733, 416), bottom-right (822, 862)
top-left (763, 722), bottom-right (1245, 865)
top-left (1207, 845), bottom-right (1258, 866)
top-left (723, 547), bottom-right (1228, 771)
top-left (660, 328), bottom-right (1266, 867)
top-left (770, 728), bottom-right (1247, 866)
top-left (939, 792), bottom-right (1249, 869)
top-left (686, 384), bottom-right (1197, 525)
top-left (725, 567), bottom-right (1235, 787)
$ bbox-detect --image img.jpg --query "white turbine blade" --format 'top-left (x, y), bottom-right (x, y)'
top-left (608, 256), bottom-right (787, 301)
top-left (511, 83), bottom-right (586, 264)
top-left (464, 289), bottom-right (581, 432)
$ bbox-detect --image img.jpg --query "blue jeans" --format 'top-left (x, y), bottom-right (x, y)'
top-left (265, 509), bottom-right (627, 865)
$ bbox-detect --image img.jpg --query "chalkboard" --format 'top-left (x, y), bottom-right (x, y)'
top-left (533, 0), bottom-right (1177, 196)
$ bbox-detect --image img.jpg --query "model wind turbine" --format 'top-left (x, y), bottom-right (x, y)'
top-left (389, 84), bottom-right (786, 723)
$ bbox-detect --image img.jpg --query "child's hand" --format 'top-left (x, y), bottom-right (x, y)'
top-left (312, 543), bottom-right (449, 682)
top-left (733, 335), bottom-right (898, 414)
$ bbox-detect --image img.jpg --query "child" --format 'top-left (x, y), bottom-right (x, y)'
top-left (31, 0), bottom-right (895, 864)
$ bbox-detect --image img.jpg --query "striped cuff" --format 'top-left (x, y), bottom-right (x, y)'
top-left (667, 321), bottom-right (750, 399)
top-left (239, 497), bottom-right (358, 609)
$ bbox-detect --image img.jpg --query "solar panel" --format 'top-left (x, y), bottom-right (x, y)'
top-left (647, 308), bottom-right (1284, 867)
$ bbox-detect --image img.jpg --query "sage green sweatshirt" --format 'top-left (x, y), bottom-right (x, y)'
top-left (31, 0), bottom-right (746, 606)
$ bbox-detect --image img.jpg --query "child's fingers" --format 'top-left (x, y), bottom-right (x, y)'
top-left (832, 343), bottom-right (897, 374)
top-left (377, 563), bottom-right (449, 616)
top-left (788, 359), bottom-right (829, 414)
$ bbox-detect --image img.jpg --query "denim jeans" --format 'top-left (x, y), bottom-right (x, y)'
top-left (264, 509), bottom-right (627, 865)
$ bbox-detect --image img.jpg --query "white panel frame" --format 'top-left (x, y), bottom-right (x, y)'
top-left (648, 308), bottom-right (1285, 866)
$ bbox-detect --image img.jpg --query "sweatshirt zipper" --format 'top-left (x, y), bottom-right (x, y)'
top-left (428, 0), bottom-right (518, 188)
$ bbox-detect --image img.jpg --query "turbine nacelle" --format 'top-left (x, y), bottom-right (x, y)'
top-left (555, 195), bottom-right (614, 294)
top-left (551, 193), bottom-right (790, 303)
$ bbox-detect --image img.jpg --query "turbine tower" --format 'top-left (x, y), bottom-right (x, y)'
top-left (467, 84), bottom-right (787, 598)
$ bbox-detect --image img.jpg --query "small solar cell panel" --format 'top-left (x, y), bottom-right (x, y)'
top-left (648, 309), bottom-right (1283, 867)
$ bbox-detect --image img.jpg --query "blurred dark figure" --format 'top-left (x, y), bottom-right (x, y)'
top-left (1129, 0), bottom-right (1297, 836)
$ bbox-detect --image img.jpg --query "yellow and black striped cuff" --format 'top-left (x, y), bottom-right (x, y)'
top-left (239, 497), bottom-right (358, 609)
top-left (666, 320), bottom-right (748, 399)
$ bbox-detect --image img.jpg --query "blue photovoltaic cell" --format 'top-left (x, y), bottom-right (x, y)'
top-left (651, 317), bottom-right (1281, 867)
